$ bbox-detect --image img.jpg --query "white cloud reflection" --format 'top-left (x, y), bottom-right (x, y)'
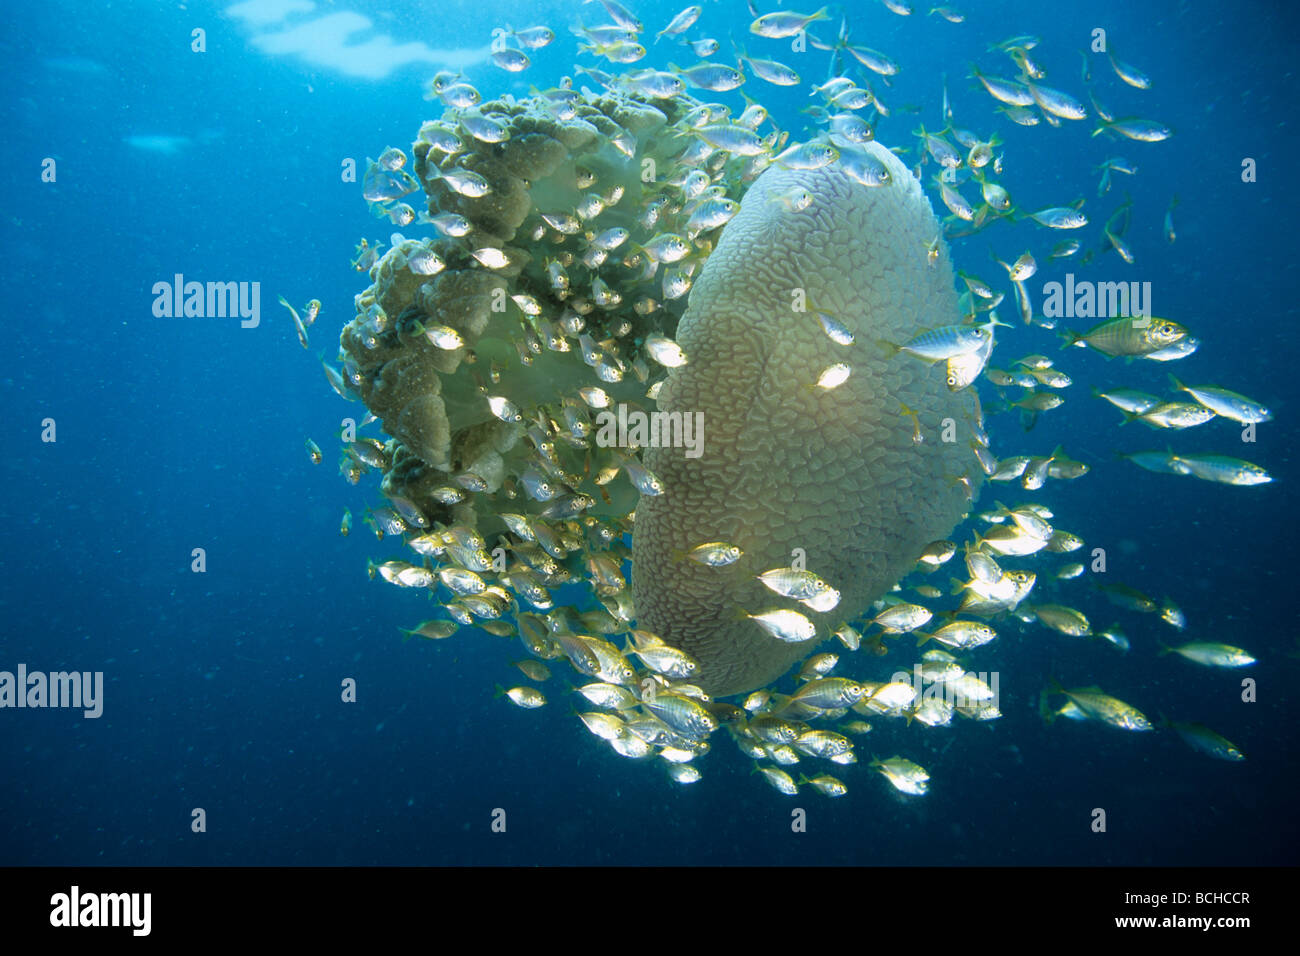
top-left (226, 3), bottom-right (486, 79)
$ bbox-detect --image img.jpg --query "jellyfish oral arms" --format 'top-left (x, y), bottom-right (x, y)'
top-left (632, 143), bottom-right (983, 698)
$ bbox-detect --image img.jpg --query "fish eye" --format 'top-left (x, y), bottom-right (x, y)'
top-left (1161, 324), bottom-right (1174, 334)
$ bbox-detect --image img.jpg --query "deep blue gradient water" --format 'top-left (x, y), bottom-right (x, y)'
top-left (2, 0), bottom-right (1297, 866)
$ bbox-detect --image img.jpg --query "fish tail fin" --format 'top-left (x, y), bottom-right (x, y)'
top-left (493, 683), bottom-right (506, 698)
top-left (1059, 329), bottom-right (1084, 349)
top-left (914, 630), bottom-right (933, 648)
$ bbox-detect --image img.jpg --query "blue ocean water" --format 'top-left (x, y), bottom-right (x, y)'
top-left (1, 0), bottom-right (1296, 866)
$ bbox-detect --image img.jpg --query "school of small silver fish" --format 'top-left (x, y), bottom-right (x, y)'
top-left (291, 1), bottom-right (1266, 797)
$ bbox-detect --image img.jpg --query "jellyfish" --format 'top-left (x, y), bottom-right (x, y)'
top-left (633, 146), bottom-right (979, 697)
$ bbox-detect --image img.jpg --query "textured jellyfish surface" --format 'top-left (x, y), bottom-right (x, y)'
top-left (634, 144), bottom-right (979, 696)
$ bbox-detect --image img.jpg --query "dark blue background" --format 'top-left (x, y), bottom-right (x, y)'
top-left (2, 0), bottom-right (1296, 865)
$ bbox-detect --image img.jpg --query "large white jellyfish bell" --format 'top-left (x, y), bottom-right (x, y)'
top-left (633, 142), bottom-right (981, 697)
